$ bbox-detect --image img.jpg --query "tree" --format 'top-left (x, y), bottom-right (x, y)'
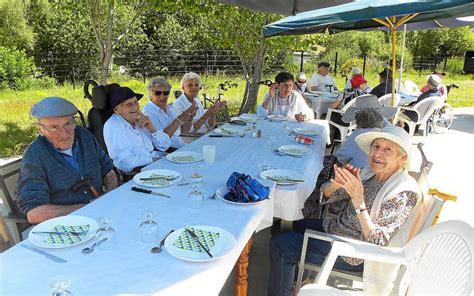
top-left (407, 27), bottom-right (474, 57)
top-left (0, 0), bottom-right (34, 49)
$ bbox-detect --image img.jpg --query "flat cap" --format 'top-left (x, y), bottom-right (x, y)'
top-left (30, 97), bottom-right (78, 118)
top-left (318, 62), bottom-right (330, 68)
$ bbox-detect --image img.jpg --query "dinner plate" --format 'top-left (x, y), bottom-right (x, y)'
top-left (238, 113), bottom-right (258, 123)
top-left (308, 90), bottom-right (324, 95)
top-left (29, 215), bottom-right (99, 249)
top-left (260, 169), bottom-right (305, 185)
top-left (278, 145), bottom-right (312, 156)
top-left (214, 126), bottom-right (244, 136)
top-left (215, 186), bottom-right (266, 205)
top-left (165, 225), bottom-right (236, 262)
top-left (165, 151), bottom-right (203, 164)
top-left (267, 114), bottom-right (287, 121)
top-left (133, 169), bottom-right (182, 188)
top-left (293, 127), bottom-right (321, 137)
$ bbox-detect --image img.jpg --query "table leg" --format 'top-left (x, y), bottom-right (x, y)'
top-left (235, 237), bottom-right (253, 296)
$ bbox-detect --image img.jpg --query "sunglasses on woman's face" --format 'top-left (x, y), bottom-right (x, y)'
top-left (153, 90), bottom-right (170, 96)
top-left (296, 80), bottom-right (306, 84)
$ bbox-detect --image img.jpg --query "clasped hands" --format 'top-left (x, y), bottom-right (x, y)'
top-left (208, 100), bottom-right (228, 114)
top-left (331, 163), bottom-right (365, 209)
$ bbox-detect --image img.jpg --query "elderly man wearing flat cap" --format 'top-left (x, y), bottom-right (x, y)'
top-left (15, 97), bottom-right (118, 224)
top-left (307, 62), bottom-right (338, 93)
top-left (103, 86), bottom-right (171, 174)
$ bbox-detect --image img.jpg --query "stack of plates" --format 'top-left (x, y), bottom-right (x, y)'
top-left (133, 169), bottom-right (182, 187)
top-left (166, 151), bottom-right (203, 163)
top-left (214, 126), bottom-right (244, 136)
top-left (293, 128), bottom-right (320, 137)
top-left (267, 114), bottom-right (287, 121)
top-left (260, 169), bottom-right (305, 185)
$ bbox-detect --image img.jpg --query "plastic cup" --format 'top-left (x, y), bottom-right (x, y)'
top-left (203, 145), bottom-right (216, 163)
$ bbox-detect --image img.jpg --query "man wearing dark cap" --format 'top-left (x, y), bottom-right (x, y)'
top-left (103, 86), bottom-right (171, 173)
top-left (307, 62), bottom-right (338, 92)
top-left (370, 68), bottom-right (395, 98)
top-left (16, 97), bottom-right (118, 224)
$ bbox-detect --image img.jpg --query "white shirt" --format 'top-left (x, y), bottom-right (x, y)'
top-left (142, 102), bottom-right (184, 149)
top-left (172, 94), bottom-right (208, 133)
top-left (103, 113), bottom-right (171, 173)
top-left (256, 90), bottom-right (314, 120)
top-left (307, 73), bottom-right (337, 92)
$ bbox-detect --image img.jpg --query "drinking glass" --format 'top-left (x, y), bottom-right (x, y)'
top-left (203, 145), bottom-right (216, 163)
top-left (139, 211), bottom-right (159, 243)
top-left (47, 276), bottom-right (72, 296)
top-left (96, 217), bottom-right (116, 250)
top-left (267, 136), bottom-right (277, 149)
top-left (188, 166), bottom-right (204, 207)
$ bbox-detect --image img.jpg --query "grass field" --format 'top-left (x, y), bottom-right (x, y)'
top-left (1, 71), bottom-right (473, 157)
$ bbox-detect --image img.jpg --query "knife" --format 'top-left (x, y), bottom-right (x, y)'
top-left (131, 186), bottom-right (171, 198)
top-left (21, 244), bottom-right (67, 263)
top-left (185, 228), bottom-right (213, 258)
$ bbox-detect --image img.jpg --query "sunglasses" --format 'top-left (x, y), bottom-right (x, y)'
top-left (296, 80), bottom-right (306, 84)
top-left (153, 90), bottom-right (170, 96)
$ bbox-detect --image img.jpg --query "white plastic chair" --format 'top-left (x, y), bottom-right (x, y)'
top-left (399, 96), bottom-right (444, 136)
top-left (378, 93), bottom-right (401, 107)
top-left (404, 80), bottom-right (421, 96)
top-left (298, 220), bottom-right (474, 295)
top-left (395, 79), bottom-right (405, 93)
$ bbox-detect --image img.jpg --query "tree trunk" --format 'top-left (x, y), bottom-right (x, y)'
top-left (240, 37), bottom-right (266, 114)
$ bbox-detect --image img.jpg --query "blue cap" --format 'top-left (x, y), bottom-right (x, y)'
top-left (30, 97), bottom-right (78, 118)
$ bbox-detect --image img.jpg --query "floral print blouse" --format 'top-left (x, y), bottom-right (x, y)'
top-left (322, 176), bottom-right (418, 266)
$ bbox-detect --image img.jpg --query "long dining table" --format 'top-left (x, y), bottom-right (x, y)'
top-left (0, 115), bottom-right (328, 296)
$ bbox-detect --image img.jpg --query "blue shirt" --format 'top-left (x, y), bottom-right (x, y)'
top-left (15, 126), bottom-right (114, 215)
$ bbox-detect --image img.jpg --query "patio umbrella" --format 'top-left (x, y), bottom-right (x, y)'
top-left (263, 0), bottom-right (474, 106)
top-left (216, 0), bottom-right (355, 16)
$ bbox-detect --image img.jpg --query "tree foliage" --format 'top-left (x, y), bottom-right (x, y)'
top-left (0, 0), bottom-right (35, 49)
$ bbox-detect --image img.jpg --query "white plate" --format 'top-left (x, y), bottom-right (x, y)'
top-left (308, 90), bottom-right (324, 95)
top-left (267, 114), bottom-right (287, 121)
top-left (133, 169), bottom-right (182, 188)
top-left (278, 144), bottom-right (312, 156)
top-left (260, 169), bottom-right (305, 185)
top-left (293, 127), bottom-right (321, 137)
top-left (238, 114), bottom-right (258, 123)
top-left (214, 126), bottom-right (244, 136)
top-left (29, 215), bottom-right (99, 249)
top-left (166, 151), bottom-right (203, 164)
top-left (165, 225), bottom-right (236, 262)
top-left (215, 186), bottom-right (266, 205)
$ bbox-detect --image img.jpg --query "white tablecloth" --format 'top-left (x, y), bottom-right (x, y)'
top-left (304, 92), bottom-right (338, 119)
top-left (0, 116), bottom-right (327, 295)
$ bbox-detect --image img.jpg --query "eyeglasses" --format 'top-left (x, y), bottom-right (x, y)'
top-left (37, 121), bottom-right (76, 135)
top-left (153, 90), bottom-right (170, 96)
top-left (296, 80), bottom-right (306, 84)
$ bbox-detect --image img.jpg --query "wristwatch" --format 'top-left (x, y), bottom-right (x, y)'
top-left (355, 207), bottom-right (367, 214)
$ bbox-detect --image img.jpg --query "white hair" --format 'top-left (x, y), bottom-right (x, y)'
top-left (180, 72), bottom-right (202, 89)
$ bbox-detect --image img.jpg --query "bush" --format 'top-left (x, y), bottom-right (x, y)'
top-left (340, 58), bottom-right (371, 76)
top-left (445, 57), bottom-right (465, 74)
top-left (16, 76), bottom-right (57, 91)
top-left (0, 47), bottom-right (35, 89)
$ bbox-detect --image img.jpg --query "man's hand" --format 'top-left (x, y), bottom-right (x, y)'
top-left (138, 113), bottom-right (157, 133)
top-left (269, 83), bottom-right (278, 98)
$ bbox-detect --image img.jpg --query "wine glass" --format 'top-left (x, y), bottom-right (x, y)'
top-left (188, 166), bottom-right (204, 208)
top-left (96, 217), bottom-right (116, 250)
top-left (139, 211), bottom-right (159, 243)
top-left (258, 159), bottom-right (270, 172)
top-left (47, 276), bottom-right (72, 296)
top-left (267, 136), bottom-right (277, 150)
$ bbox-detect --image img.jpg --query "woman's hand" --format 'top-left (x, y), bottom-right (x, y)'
top-left (208, 100), bottom-right (227, 114)
top-left (138, 113), bottom-right (157, 133)
top-left (180, 105), bottom-right (198, 122)
top-left (331, 165), bottom-right (365, 208)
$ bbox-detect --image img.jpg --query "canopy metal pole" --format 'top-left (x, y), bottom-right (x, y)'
top-left (391, 17), bottom-right (397, 108)
top-left (399, 24), bottom-right (407, 92)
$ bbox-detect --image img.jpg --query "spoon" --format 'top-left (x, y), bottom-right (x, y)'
top-left (151, 230), bottom-right (174, 254)
top-left (82, 238), bottom-right (107, 254)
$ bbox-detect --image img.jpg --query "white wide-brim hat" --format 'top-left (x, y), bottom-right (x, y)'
top-left (355, 125), bottom-right (412, 165)
top-left (342, 94), bottom-right (397, 123)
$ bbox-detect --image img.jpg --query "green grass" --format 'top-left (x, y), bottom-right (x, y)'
top-left (1, 72), bottom-right (473, 157)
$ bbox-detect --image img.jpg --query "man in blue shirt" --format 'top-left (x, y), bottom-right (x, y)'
top-left (15, 97), bottom-right (118, 224)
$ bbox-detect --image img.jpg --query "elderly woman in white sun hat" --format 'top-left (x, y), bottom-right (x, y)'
top-left (269, 124), bottom-right (422, 296)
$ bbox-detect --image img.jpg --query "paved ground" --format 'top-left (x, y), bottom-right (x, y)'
top-left (220, 107), bottom-right (474, 295)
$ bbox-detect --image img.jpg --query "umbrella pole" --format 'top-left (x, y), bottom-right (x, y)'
top-left (391, 24), bottom-right (396, 108)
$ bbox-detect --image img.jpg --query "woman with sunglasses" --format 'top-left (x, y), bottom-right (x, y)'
top-left (173, 72), bottom-right (227, 133)
top-left (143, 77), bottom-right (197, 148)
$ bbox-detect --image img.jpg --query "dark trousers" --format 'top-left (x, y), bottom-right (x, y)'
top-left (268, 219), bottom-right (363, 296)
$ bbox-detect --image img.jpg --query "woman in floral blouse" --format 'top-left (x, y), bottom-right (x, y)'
top-left (268, 125), bottom-right (421, 296)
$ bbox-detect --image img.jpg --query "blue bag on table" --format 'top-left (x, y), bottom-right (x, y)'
top-left (224, 172), bottom-right (270, 203)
